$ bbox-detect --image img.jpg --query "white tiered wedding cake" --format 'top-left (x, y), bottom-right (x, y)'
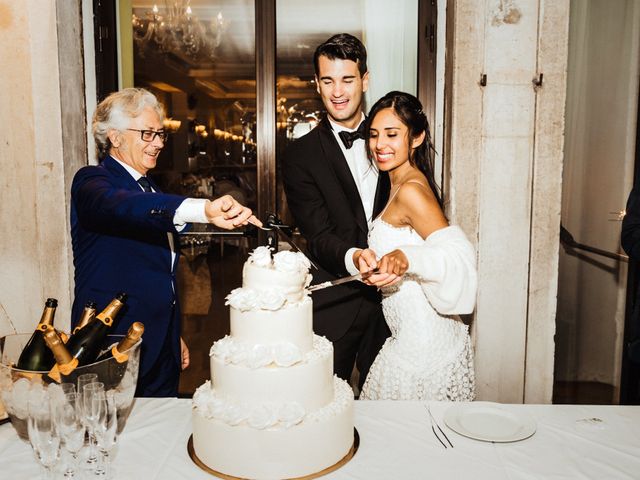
top-left (192, 247), bottom-right (354, 479)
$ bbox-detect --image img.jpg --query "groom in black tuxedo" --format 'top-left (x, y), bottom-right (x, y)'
top-left (283, 34), bottom-right (390, 390)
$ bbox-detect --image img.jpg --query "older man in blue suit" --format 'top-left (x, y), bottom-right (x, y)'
top-left (71, 88), bottom-right (260, 397)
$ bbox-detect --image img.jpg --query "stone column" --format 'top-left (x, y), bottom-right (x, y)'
top-left (0, 0), bottom-right (82, 335)
top-left (445, 0), bottom-right (569, 403)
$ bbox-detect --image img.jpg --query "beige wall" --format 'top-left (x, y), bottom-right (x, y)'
top-left (446, 0), bottom-right (569, 403)
top-left (0, 0), bottom-right (75, 335)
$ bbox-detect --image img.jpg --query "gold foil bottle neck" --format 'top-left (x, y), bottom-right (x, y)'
top-left (74, 301), bottom-right (97, 334)
top-left (96, 293), bottom-right (126, 327)
top-left (38, 298), bottom-right (58, 328)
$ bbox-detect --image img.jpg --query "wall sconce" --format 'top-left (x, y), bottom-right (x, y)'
top-left (212, 128), bottom-right (255, 146)
top-left (163, 118), bottom-right (182, 133)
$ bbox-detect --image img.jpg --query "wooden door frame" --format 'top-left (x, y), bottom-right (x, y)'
top-left (93, 0), bottom-right (119, 101)
top-left (256, 0), bottom-right (277, 222)
top-left (418, 0), bottom-right (438, 163)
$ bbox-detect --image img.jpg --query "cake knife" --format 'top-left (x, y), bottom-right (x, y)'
top-left (268, 223), bottom-right (320, 270)
top-left (307, 269), bottom-right (379, 292)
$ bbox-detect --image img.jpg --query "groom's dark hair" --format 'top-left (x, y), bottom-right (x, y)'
top-left (313, 33), bottom-right (368, 77)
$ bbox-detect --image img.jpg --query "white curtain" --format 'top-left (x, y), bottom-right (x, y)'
top-left (362, 0), bottom-right (418, 112)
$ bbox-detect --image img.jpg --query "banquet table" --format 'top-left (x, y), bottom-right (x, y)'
top-left (1, 399), bottom-right (639, 479)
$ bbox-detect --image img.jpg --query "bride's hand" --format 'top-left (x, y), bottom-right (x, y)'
top-left (366, 249), bottom-right (408, 288)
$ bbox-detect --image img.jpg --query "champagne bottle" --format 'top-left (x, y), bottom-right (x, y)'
top-left (43, 327), bottom-right (78, 383)
top-left (73, 301), bottom-right (97, 334)
top-left (65, 292), bottom-right (127, 366)
top-left (16, 298), bottom-right (58, 371)
top-left (96, 322), bottom-right (144, 363)
top-left (97, 322), bottom-right (144, 390)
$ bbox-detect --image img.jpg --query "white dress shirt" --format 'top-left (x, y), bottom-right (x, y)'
top-left (112, 157), bottom-right (208, 272)
top-left (327, 115), bottom-right (379, 275)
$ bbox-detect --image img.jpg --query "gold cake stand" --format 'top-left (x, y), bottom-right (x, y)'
top-left (187, 428), bottom-right (360, 480)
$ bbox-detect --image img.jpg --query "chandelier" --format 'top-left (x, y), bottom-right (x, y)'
top-left (132, 1), bottom-right (228, 61)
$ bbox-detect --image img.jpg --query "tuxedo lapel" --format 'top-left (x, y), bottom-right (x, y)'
top-left (317, 118), bottom-right (368, 235)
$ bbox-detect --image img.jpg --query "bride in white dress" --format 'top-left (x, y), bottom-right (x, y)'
top-left (356, 91), bottom-right (477, 401)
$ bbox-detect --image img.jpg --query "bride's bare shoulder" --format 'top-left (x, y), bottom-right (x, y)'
top-left (395, 181), bottom-right (447, 234)
top-left (396, 180), bottom-right (438, 207)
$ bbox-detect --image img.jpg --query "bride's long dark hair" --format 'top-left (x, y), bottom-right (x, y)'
top-left (366, 91), bottom-right (443, 210)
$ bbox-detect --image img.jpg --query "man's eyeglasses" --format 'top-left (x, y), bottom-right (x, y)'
top-left (127, 129), bottom-right (168, 142)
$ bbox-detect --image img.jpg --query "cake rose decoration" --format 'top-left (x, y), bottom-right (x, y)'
top-left (221, 404), bottom-right (249, 426)
top-left (278, 403), bottom-right (305, 428)
top-left (273, 250), bottom-right (309, 274)
top-left (273, 343), bottom-right (303, 367)
top-left (225, 288), bottom-right (260, 311)
top-left (194, 381), bottom-right (309, 430)
top-left (248, 245), bottom-right (273, 267)
top-left (259, 289), bottom-right (286, 310)
top-left (211, 338), bottom-right (304, 368)
top-left (248, 405), bottom-right (279, 430)
top-left (247, 344), bottom-right (274, 369)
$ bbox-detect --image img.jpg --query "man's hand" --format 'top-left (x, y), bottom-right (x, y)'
top-left (205, 195), bottom-right (262, 230)
top-left (354, 248), bottom-right (377, 272)
top-left (180, 337), bottom-right (190, 371)
top-left (355, 248), bottom-right (391, 286)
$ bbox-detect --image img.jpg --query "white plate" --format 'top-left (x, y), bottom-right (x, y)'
top-left (443, 402), bottom-right (536, 443)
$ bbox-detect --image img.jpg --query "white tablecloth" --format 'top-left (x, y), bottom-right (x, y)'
top-left (1, 399), bottom-right (639, 479)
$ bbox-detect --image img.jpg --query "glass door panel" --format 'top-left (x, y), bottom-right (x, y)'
top-left (274, 0), bottom-right (419, 229)
top-left (129, 0), bottom-right (256, 394)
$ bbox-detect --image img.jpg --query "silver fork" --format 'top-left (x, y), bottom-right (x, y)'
top-left (425, 404), bottom-right (454, 449)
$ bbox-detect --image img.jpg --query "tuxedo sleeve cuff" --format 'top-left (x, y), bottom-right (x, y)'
top-left (344, 248), bottom-right (360, 275)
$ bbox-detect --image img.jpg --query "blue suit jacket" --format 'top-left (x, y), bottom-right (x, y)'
top-left (70, 156), bottom-right (188, 379)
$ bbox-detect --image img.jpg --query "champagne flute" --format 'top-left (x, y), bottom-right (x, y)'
top-left (77, 372), bottom-right (98, 442)
top-left (77, 373), bottom-right (98, 393)
top-left (60, 382), bottom-right (77, 395)
top-left (54, 392), bottom-right (86, 478)
top-left (48, 381), bottom-right (77, 411)
top-left (93, 391), bottom-right (118, 478)
top-left (81, 381), bottom-right (104, 468)
top-left (27, 397), bottom-right (61, 480)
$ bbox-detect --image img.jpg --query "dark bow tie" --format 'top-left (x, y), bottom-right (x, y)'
top-left (338, 122), bottom-right (366, 149)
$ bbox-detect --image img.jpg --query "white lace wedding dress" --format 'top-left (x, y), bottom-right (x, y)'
top-left (360, 218), bottom-right (477, 401)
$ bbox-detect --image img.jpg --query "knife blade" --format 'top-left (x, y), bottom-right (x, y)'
top-left (307, 269), bottom-right (379, 292)
top-left (270, 224), bottom-right (320, 270)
